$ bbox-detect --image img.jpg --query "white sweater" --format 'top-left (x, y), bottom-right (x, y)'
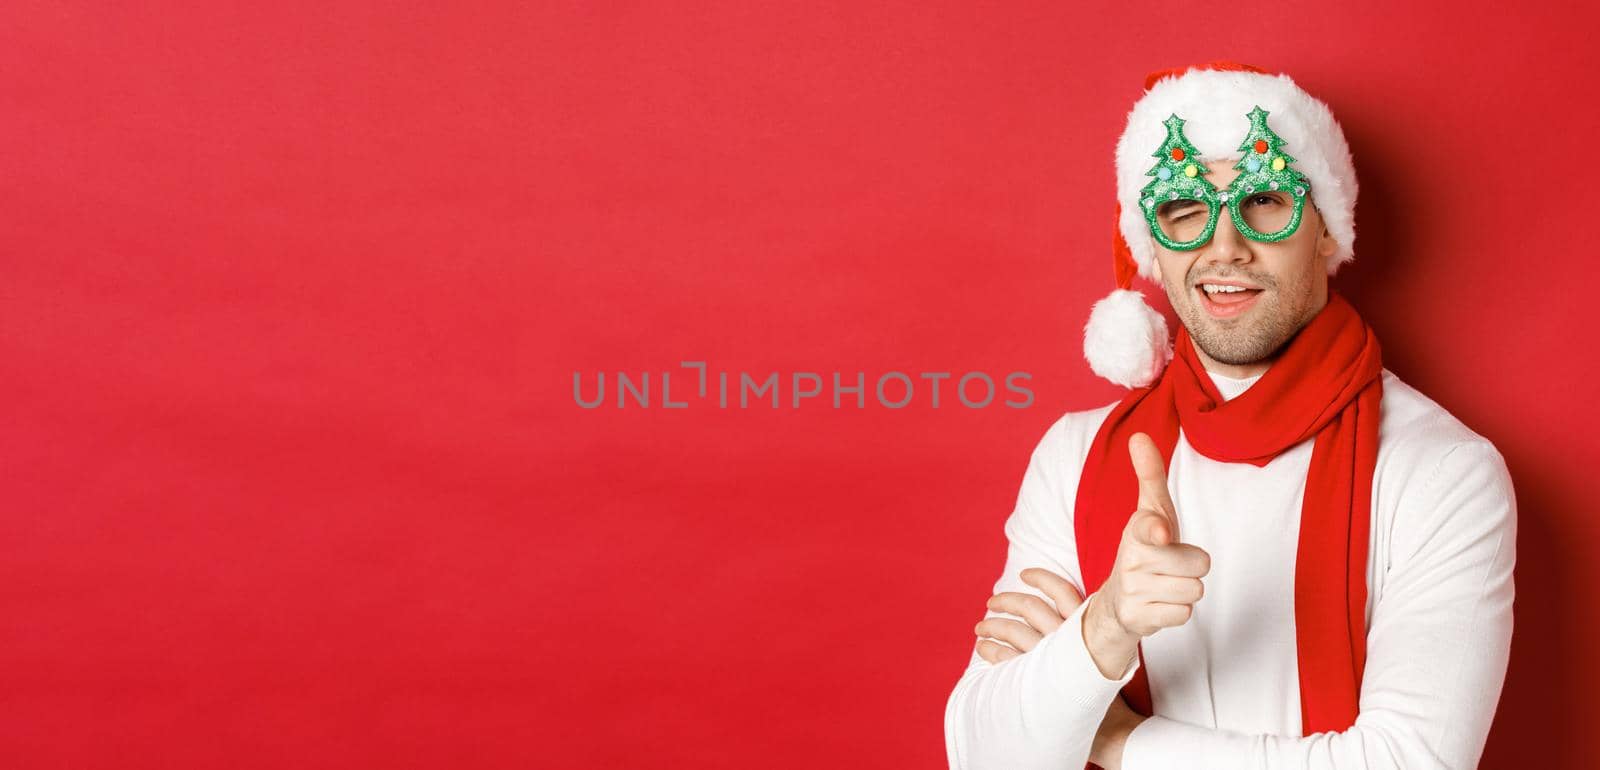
top-left (944, 367), bottom-right (1517, 770)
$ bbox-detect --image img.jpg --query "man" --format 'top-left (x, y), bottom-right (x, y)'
top-left (943, 62), bottom-right (1516, 770)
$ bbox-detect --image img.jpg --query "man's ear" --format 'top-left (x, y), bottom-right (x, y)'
top-left (1317, 225), bottom-right (1337, 260)
top-left (1311, 205), bottom-right (1337, 259)
top-left (1151, 258), bottom-right (1163, 283)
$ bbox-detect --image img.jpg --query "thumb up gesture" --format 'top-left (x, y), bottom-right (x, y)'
top-left (1083, 433), bottom-right (1212, 676)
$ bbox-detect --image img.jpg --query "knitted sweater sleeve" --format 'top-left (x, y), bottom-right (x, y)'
top-left (944, 407), bottom-right (1137, 770)
top-left (1119, 438), bottom-right (1517, 770)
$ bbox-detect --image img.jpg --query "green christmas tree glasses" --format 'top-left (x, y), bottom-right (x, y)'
top-left (1139, 106), bottom-right (1313, 251)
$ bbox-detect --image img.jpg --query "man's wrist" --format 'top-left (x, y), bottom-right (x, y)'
top-left (1083, 592), bottom-right (1140, 680)
top-left (1089, 698), bottom-right (1148, 770)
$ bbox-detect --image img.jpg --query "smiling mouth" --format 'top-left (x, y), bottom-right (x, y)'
top-left (1195, 282), bottom-right (1264, 319)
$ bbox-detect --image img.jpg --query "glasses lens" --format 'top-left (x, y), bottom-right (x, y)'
top-left (1154, 198), bottom-right (1212, 245)
top-left (1237, 190), bottom-right (1296, 237)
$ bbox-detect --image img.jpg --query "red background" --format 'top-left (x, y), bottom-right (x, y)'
top-left (4, 2), bottom-right (1596, 767)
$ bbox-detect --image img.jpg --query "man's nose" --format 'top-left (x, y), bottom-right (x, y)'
top-left (1201, 206), bottom-right (1254, 266)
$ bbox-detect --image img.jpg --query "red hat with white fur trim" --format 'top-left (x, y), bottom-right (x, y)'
top-left (1083, 61), bottom-right (1359, 388)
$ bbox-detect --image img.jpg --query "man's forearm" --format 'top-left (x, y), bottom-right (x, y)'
top-left (1088, 695), bottom-right (1147, 770)
top-left (1076, 593), bottom-right (1151, 770)
top-left (945, 597), bottom-right (1140, 770)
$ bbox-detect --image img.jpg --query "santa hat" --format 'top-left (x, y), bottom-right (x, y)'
top-left (1083, 61), bottom-right (1360, 388)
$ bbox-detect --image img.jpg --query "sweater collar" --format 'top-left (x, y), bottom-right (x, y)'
top-left (1207, 368), bottom-right (1264, 402)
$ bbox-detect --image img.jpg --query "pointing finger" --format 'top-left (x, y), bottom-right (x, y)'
top-left (1129, 432), bottom-right (1179, 540)
top-left (1128, 508), bottom-right (1173, 547)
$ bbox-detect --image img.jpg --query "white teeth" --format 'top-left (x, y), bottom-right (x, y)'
top-left (1201, 284), bottom-right (1252, 294)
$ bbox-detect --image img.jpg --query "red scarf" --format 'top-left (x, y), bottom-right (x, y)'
top-left (1074, 290), bottom-right (1382, 735)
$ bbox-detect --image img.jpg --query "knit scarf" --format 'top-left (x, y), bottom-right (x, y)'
top-left (1073, 290), bottom-right (1383, 735)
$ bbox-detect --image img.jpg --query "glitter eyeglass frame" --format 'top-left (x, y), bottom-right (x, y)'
top-left (1138, 106), bottom-right (1314, 252)
top-left (1142, 175), bottom-right (1312, 252)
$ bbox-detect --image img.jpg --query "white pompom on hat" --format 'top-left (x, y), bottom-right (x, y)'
top-left (1083, 60), bottom-right (1360, 388)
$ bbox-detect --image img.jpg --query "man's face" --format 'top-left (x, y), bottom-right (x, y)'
top-left (1150, 159), bottom-right (1339, 368)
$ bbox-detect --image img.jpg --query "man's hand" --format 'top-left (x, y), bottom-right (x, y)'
top-left (973, 567), bottom-right (1081, 664)
top-left (1082, 432), bottom-right (1212, 678)
top-left (1090, 693), bottom-right (1144, 770)
top-left (971, 566), bottom-right (1146, 770)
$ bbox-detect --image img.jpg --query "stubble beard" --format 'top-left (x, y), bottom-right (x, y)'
top-left (1168, 268), bottom-right (1309, 366)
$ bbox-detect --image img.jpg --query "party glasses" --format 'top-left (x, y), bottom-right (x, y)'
top-left (1139, 106), bottom-right (1313, 251)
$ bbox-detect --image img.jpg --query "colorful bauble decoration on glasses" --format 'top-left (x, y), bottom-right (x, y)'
top-left (1138, 106), bottom-right (1313, 251)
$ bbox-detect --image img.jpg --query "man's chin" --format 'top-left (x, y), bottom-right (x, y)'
top-left (1189, 320), bottom-right (1291, 366)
